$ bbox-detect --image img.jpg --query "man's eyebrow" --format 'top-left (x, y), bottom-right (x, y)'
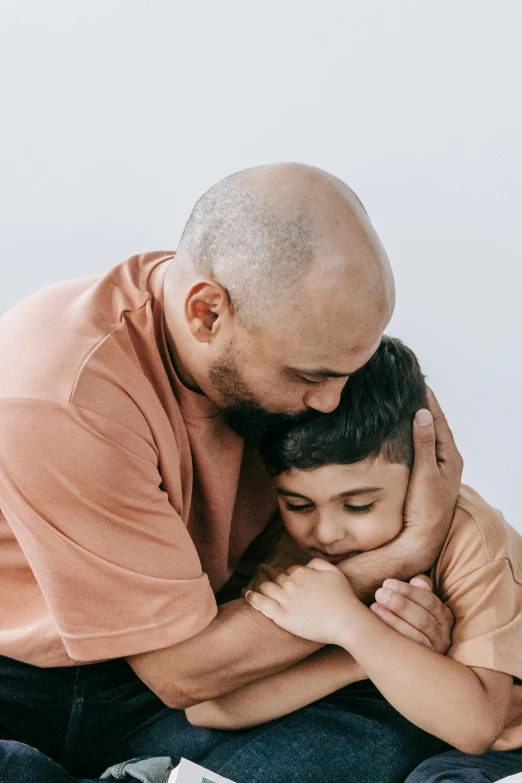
top-left (286, 366), bottom-right (351, 379)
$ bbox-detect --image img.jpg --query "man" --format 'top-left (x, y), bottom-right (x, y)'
top-left (0, 163), bottom-right (462, 782)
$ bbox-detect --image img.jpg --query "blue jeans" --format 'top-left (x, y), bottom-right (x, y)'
top-left (405, 747), bottom-right (522, 782)
top-left (0, 654), bottom-right (448, 782)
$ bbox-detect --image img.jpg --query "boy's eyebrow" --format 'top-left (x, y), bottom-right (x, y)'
top-left (277, 486), bottom-right (382, 500)
top-left (338, 487), bottom-right (382, 498)
top-left (285, 366), bottom-right (351, 379)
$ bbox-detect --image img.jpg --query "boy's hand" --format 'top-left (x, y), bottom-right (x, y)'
top-left (370, 574), bottom-right (454, 653)
top-left (245, 559), bottom-right (358, 646)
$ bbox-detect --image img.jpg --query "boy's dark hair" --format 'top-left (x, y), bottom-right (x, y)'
top-left (260, 336), bottom-right (428, 475)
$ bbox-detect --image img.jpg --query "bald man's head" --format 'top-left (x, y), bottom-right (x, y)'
top-left (170, 163), bottom-right (392, 328)
top-left (164, 163), bottom-right (395, 439)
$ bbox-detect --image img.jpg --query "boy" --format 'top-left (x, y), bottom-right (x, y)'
top-left (187, 337), bottom-right (522, 783)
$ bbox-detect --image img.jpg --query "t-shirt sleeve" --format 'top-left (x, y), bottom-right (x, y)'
top-left (435, 505), bottom-right (522, 680)
top-left (0, 398), bottom-right (217, 661)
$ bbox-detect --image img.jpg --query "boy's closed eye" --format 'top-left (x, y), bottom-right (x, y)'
top-left (283, 501), bottom-right (376, 514)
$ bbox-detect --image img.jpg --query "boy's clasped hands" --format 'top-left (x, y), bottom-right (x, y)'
top-left (245, 561), bottom-right (454, 655)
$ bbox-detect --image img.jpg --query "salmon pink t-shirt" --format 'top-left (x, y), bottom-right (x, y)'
top-left (0, 252), bottom-right (277, 667)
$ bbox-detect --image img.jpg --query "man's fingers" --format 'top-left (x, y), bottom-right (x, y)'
top-left (376, 585), bottom-right (435, 626)
top-left (426, 387), bottom-right (463, 471)
top-left (380, 579), bottom-right (443, 619)
top-left (412, 408), bottom-right (437, 472)
top-left (370, 603), bottom-right (432, 649)
top-left (409, 574), bottom-right (433, 590)
top-left (375, 578), bottom-right (454, 653)
top-left (258, 564), bottom-right (279, 581)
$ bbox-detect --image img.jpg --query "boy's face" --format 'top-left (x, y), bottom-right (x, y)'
top-left (276, 455), bottom-right (409, 575)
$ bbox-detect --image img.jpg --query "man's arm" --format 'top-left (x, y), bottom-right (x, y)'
top-left (127, 598), bottom-right (320, 709)
top-left (186, 647), bottom-right (365, 729)
top-left (342, 390), bottom-right (463, 601)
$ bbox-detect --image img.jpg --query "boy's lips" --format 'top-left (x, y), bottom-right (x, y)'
top-left (318, 551), bottom-right (362, 565)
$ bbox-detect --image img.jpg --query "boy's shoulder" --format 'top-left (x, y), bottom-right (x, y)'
top-left (434, 484), bottom-right (522, 588)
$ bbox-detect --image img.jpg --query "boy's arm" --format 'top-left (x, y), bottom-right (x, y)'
top-left (341, 603), bottom-right (512, 754)
top-left (186, 647), bottom-right (365, 729)
top-left (247, 560), bottom-right (512, 754)
top-left (187, 576), bottom-right (454, 730)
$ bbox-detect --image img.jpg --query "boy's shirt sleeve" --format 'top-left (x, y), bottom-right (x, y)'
top-left (0, 397), bottom-right (217, 662)
top-left (433, 488), bottom-right (522, 681)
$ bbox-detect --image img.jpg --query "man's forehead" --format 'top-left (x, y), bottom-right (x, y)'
top-left (273, 328), bottom-right (381, 376)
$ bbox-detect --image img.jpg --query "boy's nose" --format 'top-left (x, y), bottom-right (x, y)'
top-left (314, 513), bottom-right (348, 547)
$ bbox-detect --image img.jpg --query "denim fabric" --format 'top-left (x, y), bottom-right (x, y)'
top-left (0, 653), bottom-right (448, 783)
top-left (101, 756), bottom-right (172, 782)
top-left (405, 748), bottom-right (522, 782)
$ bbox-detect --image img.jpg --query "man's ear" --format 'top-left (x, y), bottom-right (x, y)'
top-left (184, 280), bottom-right (234, 343)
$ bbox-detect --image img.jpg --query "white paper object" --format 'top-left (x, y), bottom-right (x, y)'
top-left (495, 773), bottom-right (522, 783)
top-left (168, 757), bottom-right (236, 783)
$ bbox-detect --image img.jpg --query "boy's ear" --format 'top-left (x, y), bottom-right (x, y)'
top-left (184, 280), bottom-right (234, 343)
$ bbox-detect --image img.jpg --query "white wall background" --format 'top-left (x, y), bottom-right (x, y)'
top-left (1, 1), bottom-right (521, 529)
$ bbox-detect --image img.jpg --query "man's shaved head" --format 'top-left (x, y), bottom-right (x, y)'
top-left (170, 163), bottom-right (390, 327)
top-left (164, 162), bottom-right (395, 439)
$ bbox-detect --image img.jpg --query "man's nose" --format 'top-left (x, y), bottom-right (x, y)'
top-left (303, 377), bottom-right (347, 414)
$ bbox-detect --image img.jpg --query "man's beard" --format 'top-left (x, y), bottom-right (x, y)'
top-left (209, 345), bottom-right (310, 442)
top-left (222, 402), bottom-right (309, 442)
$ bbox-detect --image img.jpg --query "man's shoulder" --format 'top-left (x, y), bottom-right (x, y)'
top-left (436, 484), bottom-right (522, 582)
top-left (0, 251), bottom-right (172, 408)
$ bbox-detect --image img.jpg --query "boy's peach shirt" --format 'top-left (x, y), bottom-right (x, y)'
top-left (265, 486), bottom-right (522, 751)
top-left (0, 252), bottom-right (277, 666)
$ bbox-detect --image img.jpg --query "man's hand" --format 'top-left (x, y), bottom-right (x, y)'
top-left (401, 388), bottom-right (464, 569)
top-left (338, 389), bottom-right (463, 601)
top-left (370, 574), bottom-right (455, 654)
top-left (246, 559), bottom-right (358, 646)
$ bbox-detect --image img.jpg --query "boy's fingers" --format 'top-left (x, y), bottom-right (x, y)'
top-left (257, 580), bottom-right (285, 602)
top-left (370, 603), bottom-right (432, 649)
top-left (306, 557), bottom-right (338, 572)
top-left (245, 590), bottom-right (283, 621)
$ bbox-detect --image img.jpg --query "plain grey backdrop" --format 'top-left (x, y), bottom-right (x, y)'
top-left (1, 1), bottom-right (521, 530)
